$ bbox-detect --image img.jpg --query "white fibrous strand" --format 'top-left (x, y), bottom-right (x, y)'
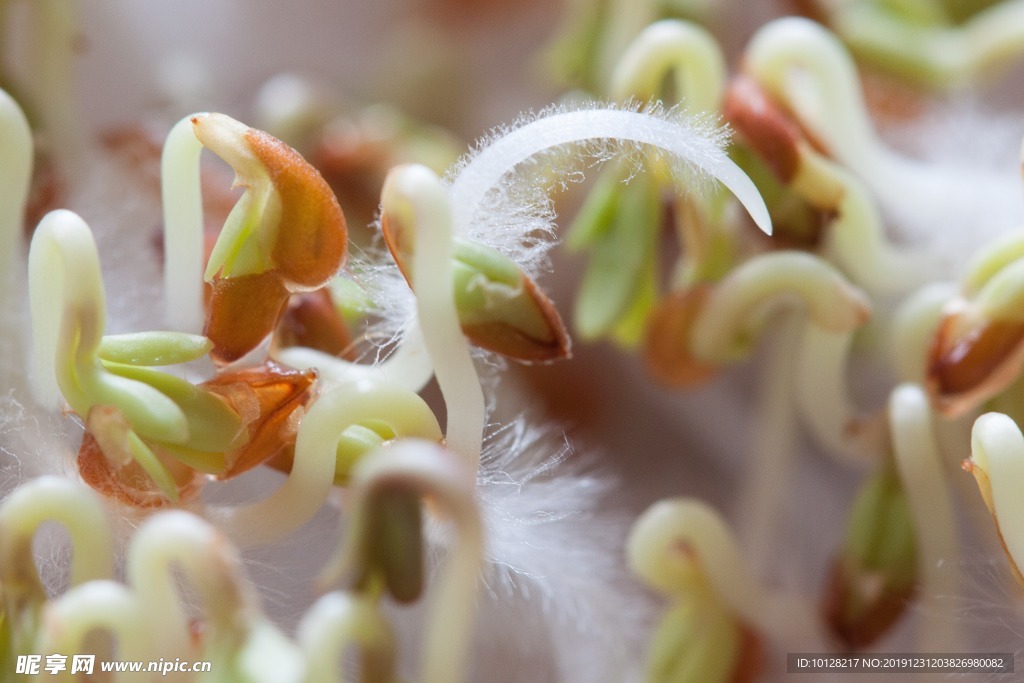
top-left (444, 101), bottom-right (768, 278)
top-left (473, 414), bottom-right (648, 680)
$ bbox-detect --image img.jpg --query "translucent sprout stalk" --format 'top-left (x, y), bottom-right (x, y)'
top-left (890, 282), bottom-right (959, 385)
top-left (0, 476), bottom-right (114, 587)
top-left (161, 113), bottom-right (208, 333)
top-left (125, 511), bottom-right (251, 663)
top-left (829, 0), bottom-right (1024, 88)
top-left (40, 581), bottom-right (151, 679)
top-left (382, 165), bottom-right (485, 469)
top-left (276, 320), bottom-right (435, 394)
top-left (447, 107), bottom-right (772, 240)
top-left (628, 498), bottom-right (827, 653)
top-left (321, 439), bottom-right (482, 683)
top-left (967, 412), bottom-right (1024, 584)
top-left (297, 592), bottom-right (396, 683)
top-left (28, 209), bottom-right (106, 409)
top-left (743, 14), bottom-right (1022, 238)
top-left (737, 313), bottom-right (803, 569)
top-left (791, 150), bottom-right (934, 294)
top-left (963, 228), bottom-right (1024, 297)
top-left (607, 19), bottom-right (725, 112)
top-left (28, 210), bottom-right (190, 443)
top-left (688, 252), bottom-right (871, 364)
top-left (0, 87), bottom-right (31, 295)
top-left (744, 17), bottom-right (901, 189)
top-left (209, 380), bottom-right (442, 546)
top-left (889, 384), bottom-right (959, 652)
top-left (683, 252), bottom-right (871, 561)
top-left (0, 478), bottom-right (115, 670)
top-left (24, 0), bottom-right (84, 173)
top-left (793, 325), bottom-right (866, 463)
top-left (701, 252), bottom-right (871, 445)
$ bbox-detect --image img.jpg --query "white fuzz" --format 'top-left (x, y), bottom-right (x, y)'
top-left (333, 244), bottom-right (420, 367)
top-left (445, 101), bottom-right (768, 277)
top-left (472, 414), bottom-right (648, 681)
top-left (347, 102), bottom-right (767, 370)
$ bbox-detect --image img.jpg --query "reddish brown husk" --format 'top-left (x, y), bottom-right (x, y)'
top-left (731, 624), bottom-right (763, 683)
top-left (77, 432), bottom-right (202, 508)
top-left (382, 212), bottom-right (570, 363)
top-left (380, 211), bottom-right (411, 283)
top-left (202, 361), bottom-right (318, 479)
top-left (461, 274), bottom-right (571, 363)
top-left (205, 270), bottom-right (292, 365)
top-left (644, 285), bottom-right (719, 387)
top-left (821, 556), bottom-right (916, 650)
top-left (200, 126), bottom-right (349, 363)
top-left (275, 289), bottom-right (355, 359)
top-left (724, 77), bottom-right (803, 185)
top-left (724, 77), bottom-right (842, 249)
top-left (926, 311), bottom-right (1024, 417)
top-left (785, 0), bottom-right (828, 21)
top-left (77, 363), bottom-right (317, 505)
top-left (962, 458), bottom-right (1024, 586)
top-left (244, 128), bottom-right (348, 290)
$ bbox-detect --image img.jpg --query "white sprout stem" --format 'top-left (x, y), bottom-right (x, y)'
top-left (691, 251), bottom-right (871, 363)
top-left (126, 511), bottom-right (247, 662)
top-left (736, 314), bottom-right (802, 572)
top-left (125, 516), bottom-right (206, 661)
top-left (28, 210), bottom-right (188, 441)
top-left (747, 18), bottom-right (1023, 246)
top-left (297, 592), bottom-right (395, 683)
top-left (835, 0), bottom-right (1024, 84)
top-left (962, 227), bottom-right (1024, 296)
top-left (422, 502), bottom-right (482, 683)
top-left (744, 18), bottom-right (893, 184)
top-left (161, 113), bottom-right (208, 333)
top-left (609, 19), bottom-right (726, 111)
top-left (386, 165), bottom-right (485, 471)
top-left (889, 282), bottom-right (957, 384)
top-left (28, 209), bottom-right (105, 410)
top-left (447, 108), bottom-right (772, 238)
top-left (795, 155), bottom-right (933, 295)
top-left (274, 320), bottom-right (434, 394)
top-left (794, 326), bottom-right (865, 464)
top-left (0, 88), bottom-right (32, 291)
top-left (946, 1), bottom-right (1024, 73)
top-left (329, 440), bottom-right (482, 683)
top-left (629, 498), bottom-right (827, 653)
top-left (973, 258), bottom-right (1024, 321)
top-left (210, 379), bottom-right (442, 546)
top-left (0, 476), bottom-right (114, 586)
top-left (27, 0), bottom-right (84, 173)
top-left (889, 384), bottom-right (958, 653)
top-left (594, 0), bottom-right (659, 90)
top-left (41, 581), bottom-right (152, 676)
top-left (970, 413), bottom-right (1024, 582)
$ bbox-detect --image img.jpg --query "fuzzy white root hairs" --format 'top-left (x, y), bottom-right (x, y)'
top-left (349, 102), bottom-right (770, 363)
top-left (445, 101), bottom-right (770, 276)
